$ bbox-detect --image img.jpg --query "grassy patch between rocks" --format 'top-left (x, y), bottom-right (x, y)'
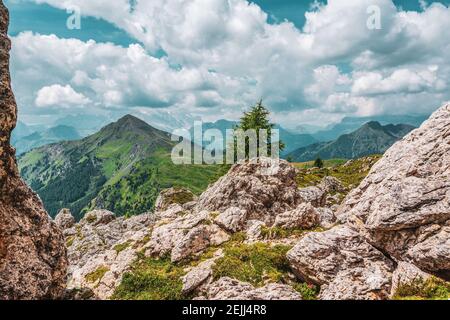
top-left (113, 241), bottom-right (132, 254)
top-left (260, 226), bottom-right (325, 240)
top-left (112, 254), bottom-right (186, 300)
top-left (294, 155), bottom-right (381, 190)
top-left (212, 243), bottom-right (292, 287)
top-left (393, 277), bottom-right (450, 300)
top-left (85, 266), bottom-right (109, 283)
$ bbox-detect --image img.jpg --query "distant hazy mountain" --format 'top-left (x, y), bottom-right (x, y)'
top-left (190, 119), bottom-right (317, 155)
top-left (287, 121), bottom-right (415, 162)
top-left (53, 114), bottom-right (112, 136)
top-left (313, 114), bottom-right (427, 141)
top-left (19, 115), bottom-right (223, 220)
top-left (13, 125), bottom-right (81, 155)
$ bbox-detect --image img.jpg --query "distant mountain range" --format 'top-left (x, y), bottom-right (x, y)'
top-left (312, 114), bottom-right (427, 142)
top-left (287, 121), bottom-right (416, 162)
top-left (18, 115), bottom-right (223, 220)
top-left (13, 124), bottom-right (81, 155)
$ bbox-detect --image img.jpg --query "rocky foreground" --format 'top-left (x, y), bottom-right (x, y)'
top-left (0, 1), bottom-right (67, 300)
top-left (55, 103), bottom-right (449, 300)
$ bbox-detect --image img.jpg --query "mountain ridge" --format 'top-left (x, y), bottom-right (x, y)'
top-left (18, 114), bottom-right (222, 220)
top-left (287, 121), bottom-right (415, 162)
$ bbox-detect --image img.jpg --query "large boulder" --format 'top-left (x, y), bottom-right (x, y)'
top-left (337, 103), bottom-right (450, 278)
top-left (273, 203), bottom-right (320, 230)
top-left (146, 210), bottom-right (229, 262)
top-left (287, 225), bottom-right (394, 300)
top-left (0, 2), bottom-right (67, 300)
top-left (195, 158), bottom-right (304, 224)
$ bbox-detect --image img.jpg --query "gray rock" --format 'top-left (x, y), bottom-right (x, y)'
top-left (214, 207), bottom-right (247, 233)
top-left (181, 249), bottom-right (224, 294)
top-left (81, 210), bottom-right (116, 226)
top-left (66, 213), bottom-right (155, 299)
top-left (273, 203), bottom-right (320, 230)
top-left (195, 158), bottom-right (304, 225)
top-left (55, 208), bottom-right (76, 230)
top-left (338, 103), bottom-right (450, 276)
top-left (204, 277), bottom-right (302, 300)
top-left (287, 225), bottom-right (394, 300)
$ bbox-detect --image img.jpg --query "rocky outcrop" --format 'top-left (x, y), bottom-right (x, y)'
top-left (287, 225), bottom-right (394, 300)
top-left (201, 277), bottom-right (302, 300)
top-left (64, 210), bottom-right (155, 299)
top-left (0, 1), bottom-right (67, 300)
top-left (195, 158), bottom-right (305, 224)
top-left (288, 103), bottom-right (450, 300)
top-left (337, 103), bottom-right (450, 279)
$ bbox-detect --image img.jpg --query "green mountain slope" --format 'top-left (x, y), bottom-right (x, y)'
top-left (287, 122), bottom-right (415, 162)
top-left (19, 115), bottom-right (224, 220)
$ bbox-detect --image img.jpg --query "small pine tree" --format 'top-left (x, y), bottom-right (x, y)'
top-left (314, 157), bottom-right (324, 169)
top-left (233, 100), bottom-right (285, 160)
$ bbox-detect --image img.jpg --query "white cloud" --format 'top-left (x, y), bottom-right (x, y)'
top-left (35, 84), bottom-right (91, 108)
top-left (12, 0), bottom-right (450, 129)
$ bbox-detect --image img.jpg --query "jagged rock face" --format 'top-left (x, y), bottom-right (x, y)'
top-left (196, 158), bottom-right (304, 224)
top-left (0, 1), bottom-right (67, 300)
top-left (287, 225), bottom-right (394, 300)
top-left (338, 103), bottom-right (450, 278)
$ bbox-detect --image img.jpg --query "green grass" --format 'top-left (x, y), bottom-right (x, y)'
top-left (393, 277), bottom-right (450, 300)
top-left (293, 159), bottom-right (347, 170)
top-left (294, 155), bottom-right (381, 189)
top-left (292, 283), bottom-right (320, 300)
top-left (113, 241), bottom-right (132, 254)
top-left (212, 243), bottom-right (292, 287)
top-left (85, 266), bottom-right (109, 284)
top-left (112, 255), bottom-right (186, 300)
top-left (260, 226), bottom-right (325, 240)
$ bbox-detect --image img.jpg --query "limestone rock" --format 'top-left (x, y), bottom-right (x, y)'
top-left (245, 220), bottom-right (266, 241)
top-left (147, 210), bottom-right (229, 262)
top-left (338, 103), bottom-right (450, 277)
top-left (155, 187), bottom-right (196, 213)
top-left (0, 2), bottom-right (67, 300)
top-left (316, 207), bottom-right (337, 229)
top-left (204, 277), bottom-right (302, 300)
top-left (287, 225), bottom-right (394, 300)
top-left (181, 249), bottom-right (224, 295)
top-left (66, 213), bottom-right (155, 299)
top-left (297, 186), bottom-right (326, 208)
top-left (214, 207), bottom-right (247, 233)
top-left (54, 208), bottom-right (75, 230)
top-left (171, 225), bottom-right (212, 263)
top-left (195, 158), bottom-right (304, 225)
top-left (81, 209), bottom-right (115, 226)
top-left (273, 203), bottom-right (320, 230)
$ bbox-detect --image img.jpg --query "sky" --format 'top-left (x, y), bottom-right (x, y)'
top-left (4, 0), bottom-right (450, 132)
